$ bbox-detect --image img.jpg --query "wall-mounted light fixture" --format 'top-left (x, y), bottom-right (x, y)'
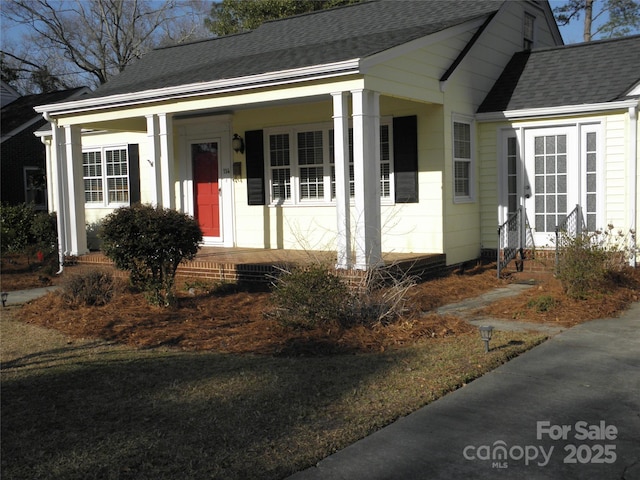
top-left (232, 134), bottom-right (245, 154)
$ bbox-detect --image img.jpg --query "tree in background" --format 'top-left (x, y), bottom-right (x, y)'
top-left (554, 0), bottom-right (640, 41)
top-left (1, 0), bottom-right (212, 94)
top-left (205, 0), bottom-right (361, 36)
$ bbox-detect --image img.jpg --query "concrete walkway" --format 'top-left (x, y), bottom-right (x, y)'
top-left (0, 286), bottom-right (58, 307)
top-left (434, 283), bottom-right (567, 335)
top-left (289, 302), bottom-right (640, 480)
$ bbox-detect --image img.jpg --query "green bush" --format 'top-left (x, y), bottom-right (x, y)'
top-left (100, 204), bottom-right (202, 307)
top-left (0, 202), bottom-right (58, 260)
top-left (270, 264), bottom-right (349, 329)
top-left (556, 226), bottom-right (634, 300)
top-left (61, 270), bottom-right (117, 306)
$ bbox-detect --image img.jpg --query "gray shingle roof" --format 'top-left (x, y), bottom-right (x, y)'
top-left (1, 87), bottom-right (87, 135)
top-left (478, 35), bottom-right (640, 113)
top-left (89, 0), bottom-right (504, 99)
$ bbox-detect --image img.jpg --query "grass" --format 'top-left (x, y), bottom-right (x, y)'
top-left (1, 309), bottom-right (545, 480)
top-left (3, 254), bottom-right (638, 479)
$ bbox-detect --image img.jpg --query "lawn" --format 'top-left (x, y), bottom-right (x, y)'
top-left (1, 256), bottom-right (638, 479)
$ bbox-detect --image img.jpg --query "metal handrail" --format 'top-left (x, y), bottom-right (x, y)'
top-left (555, 204), bottom-right (585, 271)
top-left (497, 207), bottom-right (522, 277)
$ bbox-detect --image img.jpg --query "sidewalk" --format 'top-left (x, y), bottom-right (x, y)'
top-left (288, 301), bottom-right (640, 480)
top-left (0, 286), bottom-right (58, 307)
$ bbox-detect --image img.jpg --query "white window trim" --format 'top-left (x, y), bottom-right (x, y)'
top-left (452, 114), bottom-right (475, 203)
top-left (82, 144), bottom-right (130, 208)
top-left (264, 119), bottom-right (394, 207)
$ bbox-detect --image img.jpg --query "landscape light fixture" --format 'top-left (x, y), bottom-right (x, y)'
top-left (232, 134), bottom-right (245, 154)
top-left (479, 325), bottom-right (494, 353)
top-left (1, 292), bottom-right (8, 307)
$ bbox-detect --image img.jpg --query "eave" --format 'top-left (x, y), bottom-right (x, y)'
top-left (476, 98), bottom-right (640, 122)
top-left (35, 59), bottom-right (361, 117)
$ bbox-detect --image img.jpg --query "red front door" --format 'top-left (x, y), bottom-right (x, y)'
top-left (193, 143), bottom-right (220, 237)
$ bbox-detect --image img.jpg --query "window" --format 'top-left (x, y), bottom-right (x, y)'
top-left (83, 146), bottom-right (129, 205)
top-left (523, 12), bottom-right (535, 50)
top-left (266, 122), bottom-right (393, 205)
top-left (453, 118), bottom-right (473, 201)
top-left (506, 136), bottom-right (518, 216)
top-left (533, 134), bottom-right (567, 233)
top-left (268, 133), bottom-right (291, 202)
top-left (584, 129), bottom-right (598, 231)
top-left (24, 167), bottom-right (47, 209)
top-left (298, 130), bottom-right (324, 200)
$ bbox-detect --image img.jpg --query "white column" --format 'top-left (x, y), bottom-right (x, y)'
top-left (145, 114), bottom-right (161, 206)
top-left (332, 91), bottom-right (352, 269)
top-left (51, 124), bottom-right (67, 267)
top-left (158, 113), bottom-right (174, 208)
top-left (64, 125), bottom-right (88, 255)
top-left (351, 89), bottom-right (382, 269)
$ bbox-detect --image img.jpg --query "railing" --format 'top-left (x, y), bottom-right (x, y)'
top-left (497, 206), bottom-right (525, 278)
top-left (555, 204), bottom-right (585, 271)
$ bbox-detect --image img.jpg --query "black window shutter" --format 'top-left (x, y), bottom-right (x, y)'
top-left (127, 144), bottom-right (141, 204)
top-left (393, 116), bottom-right (418, 203)
top-left (245, 130), bottom-right (265, 205)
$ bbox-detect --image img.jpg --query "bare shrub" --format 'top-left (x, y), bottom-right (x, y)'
top-left (61, 270), bottom-right (120, 307)
top-left (556, 225), bottom-right (636, 299)
top-left (270, 262), bottom-right (416, 329)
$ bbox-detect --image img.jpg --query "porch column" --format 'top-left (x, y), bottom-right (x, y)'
top-left (50, 123), bottom-right (68, 267)
top-left (63, 125), bottom-right (88, 255)
top-left (332, 91), bottom-right (352, 269)
top-left (158, 113), bottom-right (175, 209)
top-left (145, 114), bottom-right (161, 206)
top-left (351, 89), bottom-right (383, 269)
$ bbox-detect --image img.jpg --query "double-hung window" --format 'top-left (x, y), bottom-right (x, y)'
top-left (453, 117), bottom-right (474, 202)
top-left (266, 122), bottom-right (393, 205)
top-left (83, 146), bottom-right (129, 206)
top-left (298, 130), bottom-right (324, 201)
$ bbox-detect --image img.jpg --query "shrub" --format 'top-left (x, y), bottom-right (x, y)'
top-left (527, 295), bottom-right (558, 313)
top-left (556, 226), bottom-right (635, 300)
top-left (61, 270), bottom-right (117, 306)
top-left (270, 264), bottom-right (349, 328)
top-left (100, 204), bottom-right (203, 307)
top-left (0, 203), bottom-right (57, 254)
top-left (270, 263), bottom-right (416, 329)
top-left (343, 269), bottom-right (416, 327)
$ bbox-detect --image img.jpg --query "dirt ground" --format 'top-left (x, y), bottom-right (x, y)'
top-left (3, 254), bottom-right (639, 355)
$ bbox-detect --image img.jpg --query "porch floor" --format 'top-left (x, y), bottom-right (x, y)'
top-left (75, 247), bottom-right (447, 283)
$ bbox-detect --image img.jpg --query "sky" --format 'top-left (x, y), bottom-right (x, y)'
top-left (549, 0), bottom-right (640, 43)
top-left (2, 0), bottom-right (639, 47)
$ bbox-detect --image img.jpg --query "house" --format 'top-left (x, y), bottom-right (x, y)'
top-left (35, 0), bottom-right (586, 271)
top-left (1, 82), bottom-right (89, 209)
top-left (477, 34), bottom-right (640, 269)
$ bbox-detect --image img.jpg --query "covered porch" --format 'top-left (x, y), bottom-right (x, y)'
top-left (75, 247), bottom-right (446, 284)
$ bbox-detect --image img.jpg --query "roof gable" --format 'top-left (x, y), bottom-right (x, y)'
top-left (478, 34), bottom-right (640, 113)
top-left (88, 0), bottom-right (505, 99)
